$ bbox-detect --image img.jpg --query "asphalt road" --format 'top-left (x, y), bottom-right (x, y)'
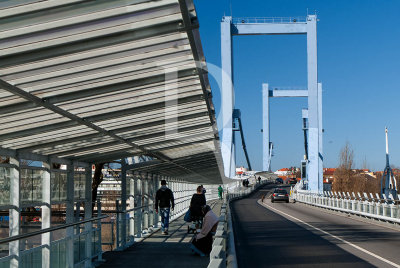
top-left (231, 184), bottom-right (400, 268)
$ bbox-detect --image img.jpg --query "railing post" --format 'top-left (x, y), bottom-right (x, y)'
top-left (115, 200), bottom-right (120, 249)
top-left (9, 156), bottom-right (20, 268)
top-left (383, 203), bottom-right (387, 217)
top-left (97, 200), bottom-right (103, 262)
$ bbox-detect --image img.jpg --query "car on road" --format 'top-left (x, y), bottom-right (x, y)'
top-left (271, 188), bottom-right (289, 203)
top-left (275, 178), bottom-right (283, 184)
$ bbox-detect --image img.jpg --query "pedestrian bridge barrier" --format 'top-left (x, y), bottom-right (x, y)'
top-left (294, 190), bottom-right (400, 224)
top-left (0, 176), bottom-right (221, 268)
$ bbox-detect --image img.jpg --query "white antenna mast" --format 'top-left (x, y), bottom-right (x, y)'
top-left (385, 127), bottom-right (389, 156)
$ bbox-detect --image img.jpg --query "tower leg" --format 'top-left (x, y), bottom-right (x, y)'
top-left (306, 15), bottom-right (322, 193)
top-left (221, 16), bottom-right (235, 178)
top-left (262, 83), bottom-right (270, 172)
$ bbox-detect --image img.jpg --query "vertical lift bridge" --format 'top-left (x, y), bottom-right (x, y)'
top-left (221, 16), bottom-right (323, 193)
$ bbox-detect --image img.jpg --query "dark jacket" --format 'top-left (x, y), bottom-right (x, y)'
top-left (190, 193), bottom-right (206, 218)
top-left (155, 186), bottom-right (174, 210)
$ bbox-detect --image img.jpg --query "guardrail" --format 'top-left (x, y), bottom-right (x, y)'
top-left (232, 17), bottom-right (307, 24)
top-left (294, 191), bottom-right (400, 224)
top-left (208, 177), bottom-right (275, 268)
top-left (113, 187), bottom-right (221, 250)
top-left (0, 213), bottom-right (107, 267)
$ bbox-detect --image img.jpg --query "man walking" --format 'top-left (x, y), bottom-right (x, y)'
top-left (218, 185), bottom-right (224, 200)
top-left (155, 180), bottom-right (174, 235)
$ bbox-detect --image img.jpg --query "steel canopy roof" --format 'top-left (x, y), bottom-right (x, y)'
top-left (0, 0), bottom-right (224, 183)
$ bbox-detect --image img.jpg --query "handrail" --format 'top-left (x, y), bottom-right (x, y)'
top-left (0, 215), bottom-right (108, 244)
top-left (232, 17), bottom-right (307, 24)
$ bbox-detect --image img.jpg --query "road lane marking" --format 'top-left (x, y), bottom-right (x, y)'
top-left (258, 200), bottom-right (400, 268)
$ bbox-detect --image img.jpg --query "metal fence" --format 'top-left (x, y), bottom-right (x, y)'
top-left (0, 215), bottom-right (105, 268)
top-left (294, 190), bottom-right (400, 224)
top-left (112, 184), bottom-right (221, 251)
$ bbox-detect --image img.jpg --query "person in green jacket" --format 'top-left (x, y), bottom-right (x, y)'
top-left (218, 185), bottom-right (224, 200)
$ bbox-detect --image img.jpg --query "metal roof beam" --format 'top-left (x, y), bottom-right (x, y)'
top-left (18, 111), bottom-right (209, 151)
top-left (0, 68), bottom-right (197, 114)
top-left (46, 123), bottom-right (212, 157)
top-left (125, 159), bottom-right (163, 170)
top-left (0, 79), bottom-right (173, 163)
top-left (0, 146), bottom-right (88, 166)
top-left (0, 94), bottom-right (203, 140)
top-left (0, 19), bottom-right (183, 68)
top-left (151, 138), bottom-right (215, 152)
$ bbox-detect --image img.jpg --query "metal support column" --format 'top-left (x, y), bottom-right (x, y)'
top-left (120, 160), bottom-right (127, 248)
top-left (153, 175), bottom-right (159, 228)
top-left (145, 173), bottom-right (151, 230)
top-left (129, 172), bottom-right (135, 241)
top-left (9, 156), bottom-right (20, 268)
top-left (84, 164), bottom-right (93, 268)
top-left (41, 160), bottom-right (51, 268)
top-left (221, 16), bottom-right (235, 178)
top-left (142, 173), bottom-right (148, 231)
top-left (135, 173), bottom-right (142, 238)
top-left (66, 164), bottom-right (75, 268)
top-left (149, 174), bottom-right (154, 228)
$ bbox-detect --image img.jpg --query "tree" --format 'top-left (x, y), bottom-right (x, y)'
top-left (332, 142), bottom-right (354, 193)
top-left (92, 163), bottom-right (105, 211)
top-left (362, 156), bottom-right (369, 170)
top-left (339, 142), bottom-right (354, 170)
top-left (332, 142), bottom-right (380, 195)
top-left (0, 157), bottom-right (9, 164)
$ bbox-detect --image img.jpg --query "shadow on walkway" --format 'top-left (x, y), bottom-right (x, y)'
top-left (99, 201), bottom-right (222, 268)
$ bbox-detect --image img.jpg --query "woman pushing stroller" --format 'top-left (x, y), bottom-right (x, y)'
top-left (189, 186), bottom-right (206, 230)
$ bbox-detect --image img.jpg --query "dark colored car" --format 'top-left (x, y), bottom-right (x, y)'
top-left (275, 178), bottom-right (283, 184)
top-left (271, 188), bottom-right (289, 203)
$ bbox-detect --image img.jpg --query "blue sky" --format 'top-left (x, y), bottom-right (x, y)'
top-left (195, 0), bottom-right (400, 172)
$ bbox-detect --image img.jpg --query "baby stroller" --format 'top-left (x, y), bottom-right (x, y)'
top-left (185, 211), bottom-right (203, 234)
top-left (187, 216), bottom-right (203, 234)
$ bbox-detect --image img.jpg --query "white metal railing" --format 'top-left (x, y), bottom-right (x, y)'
top-left (232, 17), bottom-right (307, 24)
top-left (113, 184), bottom-right (221, 250)
top-left (0, 215), bottom-right (105, 267)
top-left (294, 190), bottom-right (400, 224)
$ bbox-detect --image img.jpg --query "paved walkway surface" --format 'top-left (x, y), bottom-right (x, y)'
top-left (99, 200), bottom-right (223, 268)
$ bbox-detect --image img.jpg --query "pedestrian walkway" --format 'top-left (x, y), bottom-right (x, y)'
top-left (99, 200), bottom-right (223, 268)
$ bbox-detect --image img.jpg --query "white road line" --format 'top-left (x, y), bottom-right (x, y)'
top-left (258, 200), bottom-right (400, 268)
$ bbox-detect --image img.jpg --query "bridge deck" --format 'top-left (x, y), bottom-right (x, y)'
top-left (99, 200), bottom-right (223, 268)
top-left (231, 184), bottom-right (400, 267)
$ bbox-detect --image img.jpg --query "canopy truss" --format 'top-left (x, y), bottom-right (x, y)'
top-left (0, 0), bottom-right (224, 183)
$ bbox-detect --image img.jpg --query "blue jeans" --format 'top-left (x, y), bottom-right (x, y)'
top-left (160, 207), bottom-right (170, 231)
